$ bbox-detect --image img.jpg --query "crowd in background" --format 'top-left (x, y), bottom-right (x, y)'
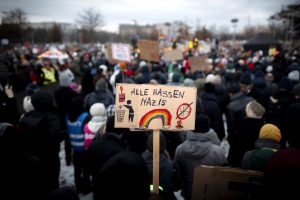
top-left (0, 42), bottom-right (300, 200)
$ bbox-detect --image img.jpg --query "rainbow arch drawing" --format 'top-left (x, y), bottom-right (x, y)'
top-left (139, 109), bottom-right (172, 129)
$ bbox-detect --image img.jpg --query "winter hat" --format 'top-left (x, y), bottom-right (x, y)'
top-left (195, 114), bottom-right (210, 133)
top-left (88, 103), bottom-right (107, 134)
top-left (246, 101), bottom-right (265, 119)
top-left (204, 82), bottom-right (215, 93)
top-left (139, 60), bottom-right (147, 68)
top-left (23, 96), bottom-right (34, 113)
top-left (279, 77), bottom-right (293, 91)
top-left (90, 103), bottom-right (106, 117)
top-left (183, 78), bottom-right (195, 87)
top-left (266, 65), bottom-right (273, 73)
top-left (59, 70), bottom-right (74, 87)
top-left (31, 91), bottom-right (54, 111)
top-left (95, 79), bottom-right (108, 90)
top-left (288, 70), bottom-right (299, 82)
top-left (240, 73), bottom-right (252, 85)
top-left (293, 83), bottom-right (300, 96)
top-left (206, 74), bottom-right (215, 83)
top-left (259, 124), bottom-right (281, 143)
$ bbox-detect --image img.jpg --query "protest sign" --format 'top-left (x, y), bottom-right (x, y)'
top-left (138, 40), bottom-right (160, 62)
top-left (189, 55), bottom-right (207, 72)
top-left (107, 43), bottom-right (131, 63)
top-left (192, 165), bottom-right (263, 200)
top-left (115, 83), bottom-right (197, 194)
top-left (162, 49), bottom-right (183, 62)
top-left (115, 83), bottom-right (197, 131)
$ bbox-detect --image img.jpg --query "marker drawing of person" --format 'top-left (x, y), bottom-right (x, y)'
top-left (124, 100), bottom-right (134, 122)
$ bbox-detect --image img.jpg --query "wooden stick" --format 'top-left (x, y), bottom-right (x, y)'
top-left (153, 130), bottom-right (160, 194)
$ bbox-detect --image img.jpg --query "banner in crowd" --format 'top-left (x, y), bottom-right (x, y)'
top-left (162, 49), bottom-right (183, 62)
top-left (138, 40), bottom-right (160, 62)
top-left (115, 83), bottom-right (197, 131)
top-left (189, 55), bottom-right (207, 72)
top-left (107, 43), bottom-right (131, 63)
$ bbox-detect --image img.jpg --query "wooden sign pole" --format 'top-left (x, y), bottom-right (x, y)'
top-left (153, 130), bottom-right (160, 194)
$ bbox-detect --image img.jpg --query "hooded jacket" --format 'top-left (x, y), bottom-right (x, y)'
top-left (84, 80), bottom-right (114, 110)
top-left (173, 131), bottom-right (227, 200)
top-left (19, 91), bottom-right (65, 194)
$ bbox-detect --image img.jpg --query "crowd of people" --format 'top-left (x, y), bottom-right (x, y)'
top-left (0, 42), bottom-right (300, 200)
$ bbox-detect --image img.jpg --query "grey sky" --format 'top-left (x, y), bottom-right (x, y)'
top-left (0, 0), bottom-right (296, 32)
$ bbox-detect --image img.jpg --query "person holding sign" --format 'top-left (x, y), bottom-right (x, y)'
top-left (142, 133), bottom-right (176, 200)
top-left (173, 114), bottom-right (227, 200)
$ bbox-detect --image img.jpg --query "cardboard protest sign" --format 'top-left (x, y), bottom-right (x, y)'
top-left (115, 83), bottom-right (197, 131)
top-left (138, 40), bottom-right (160, 62)
top-left (192, 165), bottom-right (263, 200)
top-left (107, 43), bottom-right (131, 63)
top-left (162, 49), bottom-right (183, 62)
top-left (189, 55), bottom-right (207, 72)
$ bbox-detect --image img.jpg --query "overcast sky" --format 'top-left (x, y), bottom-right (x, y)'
top-left (0, 0), bottom-right (296, 32)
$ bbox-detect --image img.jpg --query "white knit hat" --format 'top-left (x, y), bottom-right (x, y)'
top-left (90, 103), bottom-right (106, 117)
top-left (288, 70), bottom-right (299, 81)
top-left (266, 65), bottom-right (273, 73)
top-left (139, 61), bottom-right (147, 68)
top-left (206, 74), bottom-right (216, 83)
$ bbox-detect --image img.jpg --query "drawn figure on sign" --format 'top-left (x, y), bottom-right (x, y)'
top-left (119, 86), bottom-right (125, 103)
top-left (176, 120), bottom-right (183, 129)
top-left (124, 100), bottom-right (134, 122)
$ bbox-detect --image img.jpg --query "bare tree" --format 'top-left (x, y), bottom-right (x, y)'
top-left (51, 23), bottom-right (63, 43)
top-left (2, 8), bottom-right (27, 24)
top-left (0, 8), bottom-right (29, 43)
top-left (76, 7), bottom-right (104, 42)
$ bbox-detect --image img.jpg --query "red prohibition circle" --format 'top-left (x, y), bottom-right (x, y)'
top-left (176, 103), bottom-right (192, 120)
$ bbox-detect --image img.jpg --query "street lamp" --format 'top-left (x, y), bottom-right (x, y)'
top-left (231, 18), bottom-right (238, 44)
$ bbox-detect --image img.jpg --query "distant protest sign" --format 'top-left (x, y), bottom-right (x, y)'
top-left (115, 83), bottom-right (197, 131)
top-left (112, 43), bottom-right (131, 62)
top-left (138, 40), bottom-right (160, 62)
top-left (162, 49), bottom-right (183, 62)
top-left (107, 43), bottom-right (131, 63)
top-left (189, 55), bottom-right (207, 72)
